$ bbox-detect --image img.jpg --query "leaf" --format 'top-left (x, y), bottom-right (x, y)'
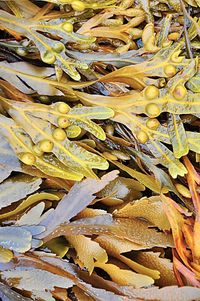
top-left (41, 0), bottom-right (117, 12)
top-left (41, 254), bottom-right (128, 301)
top-left (97, 176), bottom-right (145, 205)
top-left (1, 267), bottom-right (74, 301)
top-left (68, 107), bottom-right (114, 140)
top-left (184, 157), bottom-right (200, 260)
top-left (76, 283), bottom-right (126, 301)
top-left (0, 79), bottom-right (33, 102)
top-left (32, 18), bottom-right (95, 45)
top-left (0, 134), bottom-right (21, 183)
top-left (168, 0), bottom-right (181, 10)
top-left (187, 131), bottom-right (200, 153)
top-left (39, 170), bottom-right (119, 238)
top-left (112, 218), bottom-right (174, 248)
top-left (78, 87), bottom-right (200, 116)
top-left (0, 174), bottom-right (41, 210)
top-left (96, 234), bottom-right (150, 253)
top-left (0, 115), bottom-right (83, 181)
top-left (72, 286), bottom-right (94, 301)
top-left (0, 246), bottom-right (13, 263)
top-left (146, 140), bottom-right (187, 178)
top-left (0, 10), bottom-right (90, 80)
top-left (16, 202), bottom-right (53, 226)
top-left (128, 147), bottom-right (180, 196)
top-left (122, 286), bottom-right (200, 301)
top-left (0, 105), bottom-right (109, 180)
top-left (66, 48), bottom-right (147, 67)
top-left (108, 161), bottom-right (161, 193)
top-left (138, 0), bottom-right (152, 21)
top-left (46, 216), bottom-right (174, 249)
top-left (77, 91), bottom-right (189, 178)
top-left (77, 85), bottom-right (200, 143)
top-left (0, 226), bottom-right (32, 252)
top-left (157, 14), bottom-right (172, 47)
top-left (41, 214), bottom-right (113, 242)
top-left (1, 252), bottom-right (128, 301)
top-left (134, 252), bottom-right (177, 286)
top-left (142, 22), bottom-right (160, 53)
top-left (161, 195), bottom-right (191, 269)
top-left (76, 59), bottom-right (199, 176)
top-left (173, 253), bottom-right (200, 287)
top-left (2, 97), bottom-right (111, 174)
top-left (0, 282), bottom-right (33, 301)
top-left (167, 114), bottom-right (189, 158)
top-left (95, 235), bottom-right (161, 280)
top-left (19, 101), bottom-right (114, 140)
top-left (0, 60), bottom-right (94, 97)
top-left (66, 235), bottom-right (108, 274)
top-left (44, 237), bottom-right (69, 258)
top-left (0, 192), bottom-right (59, 220)
top-left (0, 60), bottom-right (70, 96)
top-left (114, 196), bottom-right (171, 230)
top-left (82, 14), bottom-right (146, 44)
top-left (94, 261), bottom-right (154, 288)
top-left (186, 69), bottom-right (200, 92)
top-left (7, 0), bottom-right (40, 18)
top-left (96, 43), bottom-right (192, 89)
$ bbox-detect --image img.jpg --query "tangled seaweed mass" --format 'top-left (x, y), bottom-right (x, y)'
top-left (0, 0), bottom-right (200, 300)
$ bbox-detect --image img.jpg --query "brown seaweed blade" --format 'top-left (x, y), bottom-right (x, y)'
top-left (0, 0), bottom-right (199, 300)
